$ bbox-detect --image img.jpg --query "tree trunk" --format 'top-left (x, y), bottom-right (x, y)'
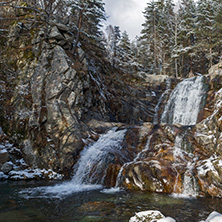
top-left (72, 7), bottom-right (84, 55)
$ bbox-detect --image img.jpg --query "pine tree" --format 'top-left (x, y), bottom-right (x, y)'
top-left (140, 0), bottom-right (175, 75)
top-left (118, 30), bottom-right (134, 71)
top-left (157, 0), bottom-right (175, 75)
top-left (174, 0), bottom-right (197, 77)
top-left (195, 0), bottom-right (217, 74)
top-left (140, 0), bottom-right (161, 74)
top-left (104, 25), bottom-right (121, 68)
top-left (68, 0), bottom-right (106, 55)
top-left (213, 0), bottom-right (222, 62)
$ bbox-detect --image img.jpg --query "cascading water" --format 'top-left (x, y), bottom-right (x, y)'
top-left (115, 134), bottom-right (153, 188)
top-left (20, 77), bottom-right (206, 199)
top-left (172, 134), bottom-right (198, 198)
top-left (153, 78), bottom-right (171, 124)
top-left (72, 128), bottom-right (127, 185)
top-left (20, 128), bottom-right (127, 198)
top-left (161, 76), bottom-right (204, 125)
top-left (161, 76), bottom-right (205, 198)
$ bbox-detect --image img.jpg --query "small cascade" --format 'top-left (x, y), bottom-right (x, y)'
top-left (115, 135), bottom-right (153, 188)
top-left (182, 164), bottom-right (198, 197)
top-left (72, 128), bottom-right (127, 185)
top-left (172, 133), bottom-right (198, 198)
top-left (161, 76), bottom-right (205, 125)
top-left (21, 128), bottom-right (127, 198)
top-left (153, 78), bottom-right (171, 124)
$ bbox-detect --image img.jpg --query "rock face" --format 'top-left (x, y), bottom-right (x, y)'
top-left (1, 18), bottom-right (222, 199)
top-left (112, 62), bottom-right (222, 198)
top-left (0, 21), bottom-right (171, 177)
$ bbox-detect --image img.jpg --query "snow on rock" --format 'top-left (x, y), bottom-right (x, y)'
top-left (197, 155), bottom-right (220, 177)
top-left (0, 171), bottom-right (8, 179)
top-left (1, 161), bottom-right (13, 173)
top-left (159, 217), bottom-right (176, 222)
top-left (8, 168), bottom-right (63, 180)
top-left (200, 211), bottom-right (222, 222)
top-left (129, 210), bottom-right (176, 222)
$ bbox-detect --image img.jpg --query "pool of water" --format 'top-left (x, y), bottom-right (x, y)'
top-left (1, 180), bottom-right (222, 222)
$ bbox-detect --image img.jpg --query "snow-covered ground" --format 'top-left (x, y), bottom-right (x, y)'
top-left (129, 210), bottom-right (222, 222)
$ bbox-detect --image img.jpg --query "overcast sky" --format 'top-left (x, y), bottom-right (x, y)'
top-left (104, 0), bottom-right (147, 40)
top-left (103, 0), bottom-right (181, 40)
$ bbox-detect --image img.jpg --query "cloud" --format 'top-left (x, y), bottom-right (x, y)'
top-left (104, 0), bottom-right (147, 40)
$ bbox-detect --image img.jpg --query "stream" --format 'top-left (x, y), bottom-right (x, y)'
top-left (1, 180), bottom-right (222, 222)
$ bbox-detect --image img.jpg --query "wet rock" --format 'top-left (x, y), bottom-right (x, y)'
top-left (1, 162), bottom-right (13, 174)
top-left (87, 119), bottom-right (123, 134)
top-left (0, 151), bottom-right (9, 165)
top-left (208, 61), bottom-right (222, 80)
top-left (137, 73), bottom-right (170, 87)
top-left (22, 139), bottom-right (37, 168)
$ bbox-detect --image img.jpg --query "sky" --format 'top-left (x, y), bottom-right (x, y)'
top-left (103, 0), bottom-right (181, 40)
top-left (103, 0), bottom-right (148, 40)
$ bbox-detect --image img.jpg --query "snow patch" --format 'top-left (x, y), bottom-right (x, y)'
top-left (200, 211), bottom-right (222, 222)
top-left (129, 210), bottom-right (175, 222)
top-left (8, 168), bottom-right (63, 180)
top-left (197, 155), bottom-right (219, 177)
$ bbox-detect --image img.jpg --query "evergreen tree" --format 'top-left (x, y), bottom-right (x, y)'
top-left (157, 0), bottom-right (175, 75)
top-left (104, 25), bottom-right (121, 68)
top-left (194, 0), bottom-right (216, 73)
top-left (174, 0), bottom-right (197, 77)
top-left (140, 0), bottom-right (161, 74)
top-left (213, 0), bottom-right (222, 62)
top-left (68, 0), bottom-right (106, 55)
top-left (140, 0), bottom-right (175, 75)
top-left (118, 30), bottom-right (134, 71)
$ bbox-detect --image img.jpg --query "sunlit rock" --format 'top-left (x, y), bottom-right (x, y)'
top-left (129, 210), bottom-right (176, 222)
top-left (200, 211), bottom-right (222, 222)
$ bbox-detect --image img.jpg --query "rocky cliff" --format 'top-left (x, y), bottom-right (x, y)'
top-left (0, 20), bottom-right (171, 178)
top-left (1, 19), bottom-right (222, 198)
top-left (112, 63), bottom-right (222, 198)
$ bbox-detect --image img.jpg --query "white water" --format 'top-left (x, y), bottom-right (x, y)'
top-left (161, 76), bottom-right (204, 125)
top-left (115, 135), bottom-right (153, 188)
top-left (72, 128), bottom-right (127, 185)
top-left (153, 78), bottom-right (171, 124)
top-left (20, 128), bottom-right (127, 198)
top-left (161, 76), bottom-right (205, 197)
top-left (172, 134), bottom-right (198, 198)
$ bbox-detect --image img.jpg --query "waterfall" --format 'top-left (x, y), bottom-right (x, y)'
top-left (72, 128), bottom-right (127, 185)
top-left (153, 78), bottom-right (171, 124)
top-left (20, 128), bottom-right (127, 198)
top-left (182, 164), bottom-right (198, 197)
top-left (161, 76), bottom-right (204, 125)
top-left (172, 133), bottom-right (198, 198)
top-left (160, 76), bottom-right (205, 197)
top-left (115, 135), bottom-right (153, 188)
